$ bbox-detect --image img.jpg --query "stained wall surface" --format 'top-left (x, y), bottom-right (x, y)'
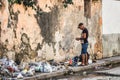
top-left (102, 0), bottom-right (120, 57)
top-left (0, 0), bottom-right (102, 63)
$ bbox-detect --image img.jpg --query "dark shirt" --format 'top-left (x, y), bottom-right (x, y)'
top-left (82, 28), bottom-right (88, 43)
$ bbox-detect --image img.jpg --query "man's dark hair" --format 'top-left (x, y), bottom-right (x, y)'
top-left (78, 23), bottom-right (83, 26)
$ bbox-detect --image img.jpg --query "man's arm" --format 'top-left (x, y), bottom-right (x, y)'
top-left (76, 33), bottom-right (86, 41)
top-left (76, 37), bottom-right (81, 41)
top-left (82, 33), bottom-right (87, 39)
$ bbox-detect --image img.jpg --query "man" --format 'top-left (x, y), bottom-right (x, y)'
top-left (76, 23), bottom-right (89, 66)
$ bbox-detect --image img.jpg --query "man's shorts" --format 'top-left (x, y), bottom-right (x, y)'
top-left (81, 43), bottom-right (88, 54)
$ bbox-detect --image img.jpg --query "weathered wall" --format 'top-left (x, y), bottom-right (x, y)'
top-left (87, 0), bottom-right (103, 59)
top-left (0, 0), bottom-right (102, 63)
top-left (102, 0), bottom-right (120, 58)
top-left (103, 34), bottom-right (120, 58)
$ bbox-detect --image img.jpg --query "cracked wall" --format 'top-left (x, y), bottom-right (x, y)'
top-left (0, 0), bottom-right (102, 63)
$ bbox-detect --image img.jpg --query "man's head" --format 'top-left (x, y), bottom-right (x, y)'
top-left (78, 23), bottom-right (84, 30)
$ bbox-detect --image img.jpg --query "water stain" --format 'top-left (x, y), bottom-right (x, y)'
top-left (35, 6), bottom-right (59, 46)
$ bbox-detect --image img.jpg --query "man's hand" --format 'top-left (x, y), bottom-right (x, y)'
top-left (76, 38), bottom-right (80, 41)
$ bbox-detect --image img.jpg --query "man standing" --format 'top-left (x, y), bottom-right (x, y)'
top-left (76, 23), bottom-right (89, 66)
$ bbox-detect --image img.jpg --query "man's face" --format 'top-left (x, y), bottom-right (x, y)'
top-left (78, 25), bottom-right (84, 30)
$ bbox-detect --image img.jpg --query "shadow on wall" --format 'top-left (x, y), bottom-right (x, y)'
top-left (34, 6), bottom-right (59, 46)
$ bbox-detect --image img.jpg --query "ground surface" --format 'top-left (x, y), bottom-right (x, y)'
top-left (56, 67), bottom-right (120, 80)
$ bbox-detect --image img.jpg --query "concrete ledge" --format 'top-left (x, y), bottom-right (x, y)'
top-left (24, 56), bottom-right (120, 80)
top-left (24, 70), bottom-right (68, 80)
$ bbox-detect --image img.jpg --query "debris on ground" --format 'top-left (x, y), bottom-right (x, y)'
top-left (0, 55), bottom-right (95, 79)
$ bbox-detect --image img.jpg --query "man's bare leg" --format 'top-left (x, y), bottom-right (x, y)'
top-left (82, 54), bottom-right (85, 65)
top-left (85, 54), bottom-right (88, 65)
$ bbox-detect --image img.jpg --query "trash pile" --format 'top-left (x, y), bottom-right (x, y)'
top-left (0, 56), bottom-right (66, 79)
top-left (0, 55), bottom-right (93, 79)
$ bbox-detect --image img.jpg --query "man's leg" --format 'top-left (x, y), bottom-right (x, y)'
top-left (85, 53), bottom-right (88, 65)
top-left (83, 43), bottom-right (88, 65)
top-left (85, 43), bottom-right (88, 65)
top-left (82, 54), bottom-right (85, 65)
top-left (81, 44), bottom-right (85, 65)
